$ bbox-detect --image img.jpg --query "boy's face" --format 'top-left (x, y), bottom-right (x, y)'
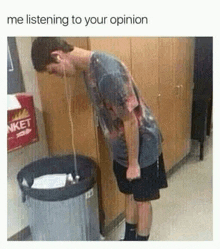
top-left (45, 51), bottom-right (76, 78)
top-left (46, 61), bottom-right (76, 78)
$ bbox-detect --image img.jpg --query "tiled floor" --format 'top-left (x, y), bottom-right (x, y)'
top-left (105, 134), bottom-right (213, 241)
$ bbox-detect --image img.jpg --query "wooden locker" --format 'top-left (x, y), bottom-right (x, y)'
top-left (131, 37), bottom-right (159, 119)
top-left (131, 37), bottom-right (179, 171)
top-left (36, 37), bottom-right (98, 159)
top-left (131, 37), bottom-right (194, 171)
top-left (158, 38), bottom-right (177, 171)
top-left (173, 38), bottom-right (193, 163)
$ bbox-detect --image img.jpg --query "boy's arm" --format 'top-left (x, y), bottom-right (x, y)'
top-left (122, 110), bottom-right (140, 180)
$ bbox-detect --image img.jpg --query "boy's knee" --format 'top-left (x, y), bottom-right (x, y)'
top-left (136, 201), bottom-right (151, 208)
top-left (125, 193), bottom-right (134, 200)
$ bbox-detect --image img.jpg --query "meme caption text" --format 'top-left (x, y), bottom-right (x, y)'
top-left (7, 14), bottom-right (148, 27)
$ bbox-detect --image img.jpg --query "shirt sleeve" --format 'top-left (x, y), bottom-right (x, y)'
top-left (99, 72), bottom-right (139, 119)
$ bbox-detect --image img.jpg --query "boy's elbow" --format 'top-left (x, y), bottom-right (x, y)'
top-left (122, 111), bottom-right (138, 126)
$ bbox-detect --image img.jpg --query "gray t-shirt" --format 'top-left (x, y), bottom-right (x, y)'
top-left (84, 51), bottom-right (162, 168)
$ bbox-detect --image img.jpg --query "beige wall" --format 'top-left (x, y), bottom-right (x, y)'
top-left (7, 37), bottom-right (49, 238)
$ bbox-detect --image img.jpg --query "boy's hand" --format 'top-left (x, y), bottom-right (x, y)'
top-left (126, 162), bottom-right (141, 181)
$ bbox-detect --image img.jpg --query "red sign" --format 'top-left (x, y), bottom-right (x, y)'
top-left (7, 94), bottom-right (39, 152)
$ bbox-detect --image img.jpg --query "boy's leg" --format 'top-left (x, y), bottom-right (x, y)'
top-left (125, 194), bottom-right (137, 224)
top-left (122, 194), bottom-right (137, 240)
top-left (136, 201), bottom-right (152, 240)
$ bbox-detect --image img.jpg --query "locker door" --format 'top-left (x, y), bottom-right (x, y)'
top-left (131, 37), bottom-right (159, 119)
top-left (173, 38), bottom-right (193, 163)
top-left (131, 37), bottom-right (177, 170)
top-left (158, 38), bottom-right (177, 171)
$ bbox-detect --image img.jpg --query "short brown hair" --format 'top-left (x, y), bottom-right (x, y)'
top-left (31, 37), bottom-right (74, 72)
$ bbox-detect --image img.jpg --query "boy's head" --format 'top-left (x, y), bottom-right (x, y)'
top-left (31, 37), bottom-right (74, 72)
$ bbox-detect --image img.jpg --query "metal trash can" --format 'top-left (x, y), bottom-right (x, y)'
top-left (17, 154), bottom-right (100, 241)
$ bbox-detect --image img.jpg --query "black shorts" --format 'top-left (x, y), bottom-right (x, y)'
top-left (113, 154), bottom-right (168, 202)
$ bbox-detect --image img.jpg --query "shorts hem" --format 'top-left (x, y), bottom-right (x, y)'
top-left (134, 194), bottom-right (160, 202)
top-left (119, 189), bottom-right (161, 202)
